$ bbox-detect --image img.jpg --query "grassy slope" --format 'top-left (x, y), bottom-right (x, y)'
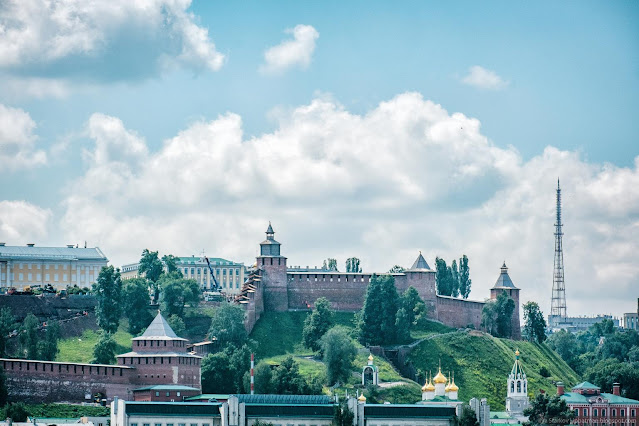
top-left (408, 330), bottom-right (581, 410)
top-left (56, 321), bottom-right (133, 363)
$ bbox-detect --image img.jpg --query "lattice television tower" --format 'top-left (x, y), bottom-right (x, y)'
top-left (550, 179), bottom-right (567, 326)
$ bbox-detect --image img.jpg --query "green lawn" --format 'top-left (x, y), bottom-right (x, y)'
top-left (56, 321), bottom-right (133, 364)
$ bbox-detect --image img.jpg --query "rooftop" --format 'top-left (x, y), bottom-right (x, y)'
top-left (408, 252), bottom-right (432, 271)
top-left (131, 313), bottom-right (186, 341)
top-left (492, 262), bottom-right (518, 289)
top-left (133, 385), bottom-right (200, 392)
top-left (0, 245), bottom-right (107, 261)
top-left (234, 394), bottom-right (333, 405)
top-left (561, 391), bottom-right (639, 405)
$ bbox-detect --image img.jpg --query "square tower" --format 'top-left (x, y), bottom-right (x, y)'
top-left (257, 223), bottom-right (288, 311)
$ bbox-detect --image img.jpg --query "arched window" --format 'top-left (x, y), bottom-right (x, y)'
top-left (517, 381), bottom-right (521, 393)
top-left (524, 382), bottom-right (527, 392)
top-left (511, 382), bottom-right (515, 393)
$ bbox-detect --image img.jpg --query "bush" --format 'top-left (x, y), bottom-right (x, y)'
top-left (539, 366), bottom-right (551, 378)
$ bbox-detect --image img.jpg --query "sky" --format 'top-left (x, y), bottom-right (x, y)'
top-left (1, 0), bottom-right (638, 319)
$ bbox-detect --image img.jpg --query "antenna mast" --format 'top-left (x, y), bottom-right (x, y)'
top-left (550, 179), bottom-right (567, 327)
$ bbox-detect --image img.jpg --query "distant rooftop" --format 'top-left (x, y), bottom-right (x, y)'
top-left (408, 252), bottom-right (432, 271)
top-left (492, 262), bottom-right (518, 289)
top-left (133, 385), bottom-right (199, 392)
top-left (0, 245), bottom-right (107, 262)
top-left (131, 312), bottom-right (187, 341)
top-left (234, 394), bottom-right (333, 405)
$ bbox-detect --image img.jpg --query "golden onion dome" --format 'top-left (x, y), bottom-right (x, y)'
top-left (433, 369), bottom-right (447, 384)
top-left (368, 354), bottom-right (374, 361)
top-left (515, 349), bottom-right (520, 357)
top-left (358, 394), bottom-right (367, 402)
top-left (444, 382), bottom-right (452, 392)
top-left (425, 381), bottom-right (435, 391)
top-left (449, 380), bottom-right (459, 392)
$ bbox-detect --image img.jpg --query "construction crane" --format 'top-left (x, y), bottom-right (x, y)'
top-left (204, 256), bottom-right (222, 293)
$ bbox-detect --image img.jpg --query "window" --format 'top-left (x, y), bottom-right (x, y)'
top-left (602, 409), bottom-right (606, 417)
top-left (18, 273), bottom-right (23, 280)
top-left (54, 274), bottom-right (58, 282)
top-left (621, 410), bottom-right (625, 417)
top-left (166, 392), bottom-right (170, 397)
top-left (55, 264), bottom-right (59, 270)
top-left (37, 274), bottom-right (41, 280)
top-left (155, 423), bottom-right (162, 426)
top-left (131, 424), bottom-right (138, 426)
top-left (191, 424), bottom-right (197, 426)
top-left (575, 409), bottom-right (579, 416)
top-left (63, 274), bottom-right (67, 281)
top-left (143, 424), bottom-right (150, 426)
top-left (632, 410), bottom-right (636, 417)
top-left (177, 392), bottom-right (181, 397)
top-left (594, 409), bottom-right (598, 417)
top-left (612, 410), bottom-right (616, 417)
top-left (511, 382), bottom-right (514, 392)
top-left (584, 409), bottom-right (588, 416)
top-left (155, 391), bottom-right (160, 396)
top-left (517, 381), bottom-right (521, 392)
top-left (28, 273), bottom-right (32, 281)
top-left (179, 423), bottom-right (186, 426)
top-left (191, 268), bottom-right (195, 274)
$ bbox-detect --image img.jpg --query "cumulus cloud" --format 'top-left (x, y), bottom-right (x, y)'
top-left (0, 200), bottom-right (51, 242)
top-left (462, 65), bottom-right (509, 90)
top-left (0, 104), bottom-right (46, 171)
top-left (43, 93), bottom-right (639, 317)
top-left (261, 24), bottom-right (319, 73)
top-left (0, 0), bottom-right (225, 87)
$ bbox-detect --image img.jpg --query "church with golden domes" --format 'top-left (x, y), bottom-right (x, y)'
top-left (418, 365), bottom-right (464, 414)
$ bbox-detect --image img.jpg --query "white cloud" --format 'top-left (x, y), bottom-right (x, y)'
top-left (1, 92), bottom-right (632, 317)
top-left (261, 24), bottom-right (319, 73)
top-left (462, 65), bottom-right (509, 90)
top-left (0, 0), bottom-right (225, 87)
top-left (0, 104), bottom-right (46, 171)
top-left (0, 200), bottom-right (51, 242)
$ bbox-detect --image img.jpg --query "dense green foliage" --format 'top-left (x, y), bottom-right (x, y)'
top-left (139, 248), bottom-right (164, 283)
top-left (122, 278), bottom-right (153, 334)
top-left (458, 405), bottom-right (480, 426)
top-left (333, 401), bottom-right (355, 426)
top-left (400, 287), bottom-right (428, 329)
top-left (18, 313), bottom-right (39, 359)
top-left (2, 402), bottom-right (28, 421)
top-left (409, 330), bottom-right (580, 409)
top-left (208, 302), bottom-right (248, 347)
top-left (302, 297), bottom-right (334, 352)
top-left (320, 326), bottom-right (357, 385)
top-left (523, 302), bottom-right (547, 343)
top-left (358, 274), bottom-right (400, 345)
top-left (91, 331), bottom-right (117, 364)
top-left (322, 258), bottom-right (338, 271)
top-left (481, 290), bottom-right (515, 338)
top-left (547, 319), bottom-right (639, 399)
top-left (388, 265), bottom-right (405, 273)
top-left (0, 367), bottom-right (8, 407)
top-left (168, 314), bottom-right (186, 336)
top-left (0, 308), bottom-right (16, 358)
top-left (458, 255), bottom-right (472, 299)
top-left (93, 265), bottom-right (122, 334)
top-left (523, 393), bottom-right (575, 426)
top-left (159, 273), bottom-right (200, 318)
top-left (253, 356), bottom-right (322, 394)
top-left (162, 254), bottom-right (182, 275)
top-left (436, 256), bottom-right (471, 298)
top-left (201, 344), bottom-right (251, 393)
top-left (4, 403), bottom-right (109, 418)
top-left (37, 320), bottom-right (60, 361)
top-left (345, 257), bottom-right (362, 273)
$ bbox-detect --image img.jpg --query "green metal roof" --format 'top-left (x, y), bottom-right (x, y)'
top-left (185, 394), bottom-right (230, 401)
top-left (572, 381), bottom-right (600, 390)
top-left (245, 405), bottom-right (334, 418)
top-left (235, 394), bottom-right (333, 405)
top-left (490, 411), bottom-right (516, 419)
top-left (364, 405), bottom-right (456, 418)
top-left (133, 385), bottom-right (199, 391)
top-left (125, 402), bottom-right (221, 416)
top-left (561, 392), bottom-right (639, 405)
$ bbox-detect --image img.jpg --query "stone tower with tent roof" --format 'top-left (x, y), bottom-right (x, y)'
top-left (116, 312), bottom-right (202, 390)
top-left (490, 262), bottom-right (521, 339)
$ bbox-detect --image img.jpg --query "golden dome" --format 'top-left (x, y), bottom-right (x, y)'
top-left (449, 380), bottom-right (459, 392)
top-left (358, 394), bottom-right (367, 402)
top-left (368, 354), bottom-right (374, 361)
top-left (433, 369), bottom-right (447, 384)
top-left (515, 349), bottom-right (520, 356)
top-left (425, 381), bottom-right (435, 391)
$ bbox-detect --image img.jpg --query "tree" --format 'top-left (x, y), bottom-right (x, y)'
top-left (162, 254), bottom-right (182, 275)
top-left (322, 258), bottom-right (338, 272)
top-left (18, 313), bottom-right (39, 359)
top-left (459, 405), bottom-right (480, 426)
top-left (395, 308), bottom-right (411, 343)
top-left (0, 366), bottom-right (8, 407)
top-left (271, 356), bottom-right (316, 394)
top-left (388, 265), bottom-right (405, 273)
top-left (37, 321), bottom-right (60, 361)
top-left (547, 329), bottom-right (578, 369)
top-left (435, 257), bottom-right (454, 296)
top-left (201, 344), bottom-right (252, 393)
top-left (302, 297), bottom-right (334, 352)
top-left (458, 255), bottom-right (472, 299)
top-left (139, 249), bottom-right (164, 302)
top-left (358, 274), bottom-right (400, 345)
top-left (159, 274), bottom-right (200, 318)
top-left (93, 265), bottom-right (122, 334)
top-left (122, 278), bottom-right (153, 335)
top-left (345, 257), bottom-right (362, 273)
top-left (0, 308), bottom-right (16, 358)
top-left (523, 302), bottom-right (547, 343)
top-left (92, 331), bottom-right (117, 364)
top-left (253, 362), bottom-right (274, 394)
top-left (450, 260), bottom-right (460, 297)
top-left (523, 393), bottom-right (575, 426)
top-left (208, 303), bottom-right (247, 348)
top-left (320, 326), bottom-right (357, 386)
top-left (167, 315), bottom-right (186, 337)
top-left (2, 402), bottom-right (29, 421)
top-left (333, 401), bottom-right (354, 426)
top-left (481, 291), bottom-right (515, 338)
top-left (400, 287), bottom-right (428, 328)
top-left (586, 358), bottom-right (639, 400)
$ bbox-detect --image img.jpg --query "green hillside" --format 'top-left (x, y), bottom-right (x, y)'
top-left (408, 330), bottom-right (581, 410)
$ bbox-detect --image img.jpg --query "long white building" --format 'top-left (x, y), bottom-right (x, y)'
top-left (0, 243), bottom-right (108, 291)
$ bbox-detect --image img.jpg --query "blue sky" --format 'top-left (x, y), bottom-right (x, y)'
top-left (1, 0), bottom-right (638, 317)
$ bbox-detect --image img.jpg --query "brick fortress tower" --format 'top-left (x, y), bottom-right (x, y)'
top-left (117, 313), bottom-right (202, 390)
top-left (257, 223), bottom-right (289, 311)
top-left (490, 262), bottom-right (521, 339)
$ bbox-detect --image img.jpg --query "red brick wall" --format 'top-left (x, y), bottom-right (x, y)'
top-left (435, 296), bottom-right (484, 329)
top-left (259, 256), bottom-right (289, 312)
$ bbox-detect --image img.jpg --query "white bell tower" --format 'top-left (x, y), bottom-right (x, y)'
top-left (506, 349), bottom-right (529, 415)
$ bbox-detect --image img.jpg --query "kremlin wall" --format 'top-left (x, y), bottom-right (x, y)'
top-left (238, 224), bottom-right (521, 339)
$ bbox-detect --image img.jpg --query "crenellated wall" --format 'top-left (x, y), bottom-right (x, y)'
top-left (435, 296), bottom-right (484, 329)
top-left (1, 358), bottom-right (135, 403)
